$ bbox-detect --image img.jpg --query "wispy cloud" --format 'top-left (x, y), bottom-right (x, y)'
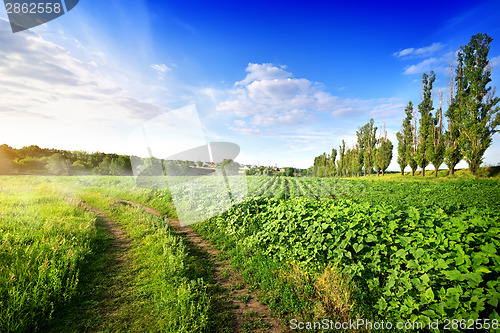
top-left (393, 42), bottom-right (458, 76)
top-left (490, 55), bottom-right (500, 69)
top-left (403, 57), bottom-right (440, 75)
top-left (394, 42), bottom-right (443, 58)
top-left (0, 18), bottom-right (168, 151)
top-left (151, 63), bottom-right (171, 79)
top-left (217, 63), bottom-right (403, 133)
top-left (402, 51), bottom-right (457, 76)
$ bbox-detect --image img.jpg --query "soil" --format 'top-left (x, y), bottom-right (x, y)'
top-left (60, 199), bottom-right (136, 332)
top-left (113, 198), bottom-right (286, 333)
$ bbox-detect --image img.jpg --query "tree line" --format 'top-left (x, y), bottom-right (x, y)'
top-left (0, 144), bottom-right (134, 175)
top-left (313, 33), bottom-right (499, 177)
top-left (313, 118), bottom-right (393, 177)
top-left (397, 33), bottom-right (499, 176)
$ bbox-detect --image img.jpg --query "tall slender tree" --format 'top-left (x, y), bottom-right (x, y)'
top-left (354, 143), bottom-right (363, 177)
top-left (428, 91), bottom-right (445, 176)
top-left (415, 71), bottom-right (436, 176)
top-left (396, 101), bottom-right (414, 175)
top-left (444, 62), bottom-right (462, 175)
top-left (357, 118), bottom-right (377, 176)
top-left (375, 124), bottom-right (393, 176)
top-left (337, 140), bottom-right (346, 177)
top-left (455, 33), bottom-right (500, 174)
top-left (409, 106), bottom-right (419, 176)
top-left (330, 148), bottom-right (337, 177)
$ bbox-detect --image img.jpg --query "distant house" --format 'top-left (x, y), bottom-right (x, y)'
top-left (203, 162), bottom-right (216, 167)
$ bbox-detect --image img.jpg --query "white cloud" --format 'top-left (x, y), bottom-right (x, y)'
top-left (217, 63), bottom-right (335, 126)
top-left (228, 126), bottom-right (262, 135)
top-left (403, 57), bottom-right (439, 75)
top-left (402, 51), bottom-right (457, 75)
top-left (234, 120), bottom-right (247, 127)
top-left (490, 55), bottom-right (500, 69)
top-left (216, 63), bottom-right (404, 143)
top-left (0, 18), bottom-right (168, 152)
top-left (394, 42), bottom-right (443, 58)
top-left (151, 63), bottom-right (171, 79)
top-left (237, 63), bottom-right (291, 85)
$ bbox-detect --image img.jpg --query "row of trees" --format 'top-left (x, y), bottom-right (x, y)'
top-left (0, 144), bottom-right (134, 175)
top-left (313, 118), bottom-right (393, 177)
top-left (313, 33), bottom-right (498, 178)
top-left (397, 33), bottom-right (499, 176)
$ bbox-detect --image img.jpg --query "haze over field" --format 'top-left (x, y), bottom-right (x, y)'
top-left (1, 1), bottom-right (500, 169)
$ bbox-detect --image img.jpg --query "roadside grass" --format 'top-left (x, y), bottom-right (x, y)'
top-left (73, 176), bottom-right (177, 217)
top-left (0, 176), bottom-right (98, 332)
top-left (74, 190), bottom-right (233, 332)
top-left (45, 208), bottom-right (130, 332)
top-left (191, 220), bottom-right (358, 326)
top-left (1, 176), bottom-right (232, 332)
top-left (343, 165), bottom-right (500, 182)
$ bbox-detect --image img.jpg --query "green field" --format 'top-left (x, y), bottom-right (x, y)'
top-left (1, 175), bottom-right (499, 332)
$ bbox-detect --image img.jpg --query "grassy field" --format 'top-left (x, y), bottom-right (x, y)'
top-left (1, 174), bottom-right (499, 332)
top-left (350, 166), bottom-right (500, 182)
top-left (0, 177), bottom-right (97, 332)
top-left (0, 176), bottom-right (232, 332)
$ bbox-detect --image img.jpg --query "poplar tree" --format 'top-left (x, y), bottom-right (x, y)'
top-left (375, 124), bottom-right (393, 176)
top-left (354, 143), bottom-right (362, 177)
top-left (428, 91), bottom-right (445, 176)
top-left (357, 118), bottom-right (377, 176)
top-left (346, 145), bottom-right (361, 177)
top-left (330, 148), bottom-right (337, 177)
top-left (396, 101), bottom-right (414, 175)
top-left (408, 106), bottom-right (419, 176)
top-left (444, 63), bottom-right (462, 175)
top-left (415, 71), bottom-right (436, 176)
top-left (455, 33), bottom-right (500, 175)
top-left (337, 140), bottom-right (346, 177)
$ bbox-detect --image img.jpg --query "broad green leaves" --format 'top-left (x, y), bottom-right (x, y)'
top-left (192, 177), bottom-right (500, 326)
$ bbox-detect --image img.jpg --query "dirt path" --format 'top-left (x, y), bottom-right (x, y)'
top-left (113, 198), bottom-right (286, 333)
top-left (54, 199), bottom-right (136, 332)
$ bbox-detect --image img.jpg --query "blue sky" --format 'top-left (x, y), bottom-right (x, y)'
top-left (1, 0), bottom-right (500, 169)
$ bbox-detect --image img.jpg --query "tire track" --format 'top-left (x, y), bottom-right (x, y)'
top-left (112, 198), bottom-right (286, 333)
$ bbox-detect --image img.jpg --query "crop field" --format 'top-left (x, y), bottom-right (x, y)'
top-left (1, 175), bottom-right (499, 332)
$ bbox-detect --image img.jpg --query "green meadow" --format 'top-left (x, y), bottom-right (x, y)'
top-left (1, 174), bottom-right (499, 332)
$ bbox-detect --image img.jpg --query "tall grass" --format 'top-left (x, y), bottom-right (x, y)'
top-left (0, 177), bottom-right (98, 332)
top-left (77, 191), bottom-right (228, 332)
top-left (73, 176), bottom-right (177, 217)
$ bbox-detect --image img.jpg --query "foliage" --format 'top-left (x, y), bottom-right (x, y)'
top-left (357, 118), bottom-right (378, 176)
top-left (455, 33), bottom-right (500, 175)
top-left (374, 125), bottom-right (393, 176)
top-left (396, 102), bottom-right (414, 175)
top-left (313, 151), bottom-right (336, 177)
top-left (0, 178), bottom-right (97, 332)
top-left (46, 153), bottom-right (71, 175)
top-left (0, 144), bottom-right (134, 176)
top-left (427, 93), bottom-right (445, 176)
top-left (415, 71), bottom-right (436, 177)
top-left (193, 177), bottom-right (500, 328)
top-left (220, 158), bottom-right (240, 175)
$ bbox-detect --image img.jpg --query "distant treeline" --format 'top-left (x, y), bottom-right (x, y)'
top-left (0, 144), bottom-right (208, 176)
top-left (0, 144), bottom-right (134, 175)
top-left (312, 118), bottom-right (393, 177)
top-left (313, 33), bottom-right (499, 177)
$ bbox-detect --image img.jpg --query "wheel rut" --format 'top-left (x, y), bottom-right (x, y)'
top-left (58, 199), bottom-right (135, 332)
top-left (112, 198), bottom-right (286, 333)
